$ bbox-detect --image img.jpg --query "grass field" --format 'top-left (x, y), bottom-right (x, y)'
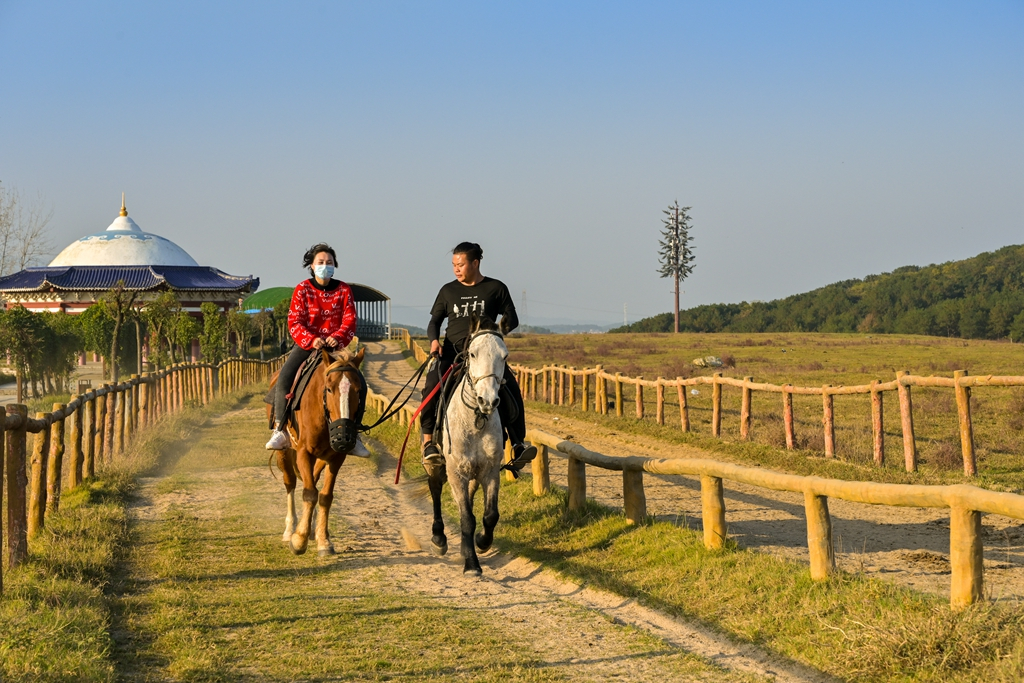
top-left (364, 405), bottom-right (1024, 683)
top-left (503, 332), bottom-right (1024, 489)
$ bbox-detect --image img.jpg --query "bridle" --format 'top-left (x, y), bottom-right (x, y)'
top-left (322, 359), bottom-right (366, 454)
top-left (456, 328), bottom-right (507, 430)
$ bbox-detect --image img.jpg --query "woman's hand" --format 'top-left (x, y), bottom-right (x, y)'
top-left (312, 338), bottom-right (326, 350)
top-left (325, 337), bottom-right (338, 348)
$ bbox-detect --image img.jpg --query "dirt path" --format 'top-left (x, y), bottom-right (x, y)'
top-left (119, 391), bottom-right (820, 681)
top-left (362, 340), bottom-right (1024, 604)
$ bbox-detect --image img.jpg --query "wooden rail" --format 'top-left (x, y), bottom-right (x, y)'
top-left (1, 356), bottom-right (284, 596)
top-left (525, 426), bottom-right (1024, 610)
top-left (510, 363), bottom-right (1024, 477)
top-left (391, 327), bottom-right (430, 364)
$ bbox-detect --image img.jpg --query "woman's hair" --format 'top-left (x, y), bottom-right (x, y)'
top-left (302, 243), bottom-right (338, 271)
top-left (452, 241), bottom-right (483, 262)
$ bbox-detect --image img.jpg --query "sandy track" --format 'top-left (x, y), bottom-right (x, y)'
top-left (361, 340), bottom-right (1024, 603)
top-left (131, 399), bottom-right (822, 682)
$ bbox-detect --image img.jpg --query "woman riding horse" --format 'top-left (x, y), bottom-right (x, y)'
top-left (265, 242), bottom-right (369, 457)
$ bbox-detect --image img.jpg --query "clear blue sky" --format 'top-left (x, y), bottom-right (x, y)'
top-left (1, 1), bottom-right (1021, 326)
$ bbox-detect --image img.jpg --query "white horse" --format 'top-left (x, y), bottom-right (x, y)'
top-left (425, 315), bottom-right (509, 575)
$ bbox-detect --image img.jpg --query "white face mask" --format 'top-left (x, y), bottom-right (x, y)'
top-left (314, 264), bottom-right (335, 280)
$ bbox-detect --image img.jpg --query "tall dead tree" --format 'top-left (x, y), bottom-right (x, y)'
top-left (0, 182), bottom-right (53, 276)
top-left (657, 201), bottom-right (696, 334)
top-left (102, 280), bottom-right (139, 384)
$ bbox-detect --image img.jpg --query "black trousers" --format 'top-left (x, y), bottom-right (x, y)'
top-left (420, 338), bottom-right (527, 444)
top-left (274, 345), bottom-right (312, 426)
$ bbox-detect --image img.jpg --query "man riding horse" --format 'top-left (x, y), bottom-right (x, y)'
top-left (265, 242), bottom-right (370, 457)
top-left (420, 241), bottom-right (536, 470)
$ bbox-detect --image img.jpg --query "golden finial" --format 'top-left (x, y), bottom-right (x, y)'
top-left (120, 193), bottom-right (127, 217)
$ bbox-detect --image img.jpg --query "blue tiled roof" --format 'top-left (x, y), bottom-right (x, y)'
top-left (0, 266), bottom-right (259, 293)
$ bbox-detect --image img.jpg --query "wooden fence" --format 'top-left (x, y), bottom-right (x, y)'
top-left (525, 426), bottom-right (1024, 610)
top-left (509, 363), bottom-right (1024, 477)
top-left (0, 356), bottom-right (284, 596)
top-left (391, 327), bottom-right (430, 364)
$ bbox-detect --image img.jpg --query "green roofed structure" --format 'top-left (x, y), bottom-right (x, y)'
top-left (245, 282), bottom-right (391, 341)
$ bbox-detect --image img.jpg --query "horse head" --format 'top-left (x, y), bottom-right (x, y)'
top-left (466, 314), bottom-right (508, 416)
top-left (321, 346), bottom-right (366, 453)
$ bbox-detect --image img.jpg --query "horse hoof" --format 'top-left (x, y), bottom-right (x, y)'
top-left (475, 533), bottom-right (493, 552)
top-left (431, 538), bottom-right (448, 556)
top-left (463, 564), bottom-right (483, 576)
top-left (289, 534), bottom-right (308, 555)
top-left (318, 547), bottom-right (336, 558)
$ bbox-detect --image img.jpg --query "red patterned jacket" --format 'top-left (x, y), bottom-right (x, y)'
top-left (287, 279), bottom-right (358, 351)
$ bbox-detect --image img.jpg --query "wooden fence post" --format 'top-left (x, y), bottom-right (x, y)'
top-left (677, 379), bottom-right (689, 432)
top-left (656, 378), bottom-right (665, 425)
top-left (711, 372), bottom-right (723, 437)
top-left (822, 386), bottom-right (835, 457)
top-left (84, 396), bottom-right (95, 479)
top-left (581, 371), bottom-right (589, 412)
top-left (558, 367), bottom-right (565, 406)
top-left (740, 377), bottom-right (753, 440)
top-left (46, 403), bottom-right (66, 514)
top-left (783, 386), bottom-right (795, 449)
top-left (114, 387), bottom-right (126, 455)
top-left (105, 386), bottom-right (116, 457)
top-left (0, 406), bottom-right (4, 593)
top-left (28, 411), bottom-right (51, 539)
top-left (701, 474), bottom-right (727, 549)
top-left (871, 381), bottom-right (884, 466)
top-left (954, 370), bottom-right (976, 476)
top-left (533, 444), bottom-right (550, 495)
top-left (6, 404), bottom-right (29, 568)
top-left (597, 367), bottom-right (607, 414)
top-left (569, 367), bottom-right (576, 406)
top-left (949, 505), bottom-right (983, 609)
top-left (95, 389), bottom-right (106, 465)
top-left (131, 374), bottom-right (140, 435)
top-left (804, 491), bottom-right (835, 580)
top-left (70, 396), bottom-right (83, 489)
top-left (635, 378), bottom-right (644, 419)
top-left (504, 440), bottom-right (516, 482)
top-left (896, 371), bottom-right (917, 472)
top-left (615, 373), bottom-right (623, 417)
top-left (139, 375), bottom-right (149, 429)
top-left (623, 468), bottom-right (646, 524)
top-left (567, 456), bottom-right (586, 511)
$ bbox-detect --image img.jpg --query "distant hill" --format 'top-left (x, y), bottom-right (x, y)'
top-left (614, 245), bottom-right (1024, 340)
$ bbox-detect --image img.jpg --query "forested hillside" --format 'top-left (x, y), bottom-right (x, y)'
top-left (616, 245), bottom-right (1024, 340)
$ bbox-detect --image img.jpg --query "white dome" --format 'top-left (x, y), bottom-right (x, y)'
top-left (49, 201), bottom-right (200, 267)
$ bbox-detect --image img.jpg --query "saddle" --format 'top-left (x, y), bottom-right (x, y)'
top-left (432, 360), bottom-right (519, 443)
top-left (264, 352), bottom-right (324, 425)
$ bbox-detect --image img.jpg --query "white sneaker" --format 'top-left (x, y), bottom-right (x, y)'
top-left (349, 436), bottom-right (371, 458)
top-left (265, 429), bottom-right (291, 450)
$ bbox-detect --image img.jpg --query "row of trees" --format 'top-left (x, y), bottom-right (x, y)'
top-left (0, 286), bottom-right (294, 402)
top-left (621, 244), bottom-right (1024, 339)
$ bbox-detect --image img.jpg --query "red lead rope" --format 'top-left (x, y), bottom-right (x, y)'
top-left (394, 362), bottom-right (456, 484)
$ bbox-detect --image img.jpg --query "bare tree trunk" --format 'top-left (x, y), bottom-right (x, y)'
top-left (135, 318), bottom-right (143, 374)
top-left (16, 366), bottom-right (23, 403)
top-left (259, 329), bottom-right (265, 360)
top-left (110, 313), bottom-right (123, 384)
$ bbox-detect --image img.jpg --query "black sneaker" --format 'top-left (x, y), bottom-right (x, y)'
top-left (510, 442), bottom-right (537, 470)
top-left (422, 442), bottom-right (444, 466)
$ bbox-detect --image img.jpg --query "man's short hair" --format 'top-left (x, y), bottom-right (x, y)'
top-left (453, 241), bottom-right (483, 262)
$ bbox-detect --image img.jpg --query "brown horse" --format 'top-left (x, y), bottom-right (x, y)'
top-left (266, 346), bottom-right (366, 556)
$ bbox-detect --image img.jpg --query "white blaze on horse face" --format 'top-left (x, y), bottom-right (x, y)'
top-left (469, 333), bottom-right (507, 413)
top-left (338, 375), bottom-right (352, 419)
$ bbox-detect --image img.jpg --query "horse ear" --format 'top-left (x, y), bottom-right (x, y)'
top-left (320, 348), bottom-right (333, 366)
top-left (353, 347), bottom-right (365, 367)
top-left (469, 312), bottom-right (480, 333)
top-left (499, 316), bottom-right (511, 335)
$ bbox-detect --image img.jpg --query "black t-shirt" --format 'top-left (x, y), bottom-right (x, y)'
top-left (427, 277), bottom-right (519, 346)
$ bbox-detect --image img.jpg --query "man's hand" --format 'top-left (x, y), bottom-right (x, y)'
top-left (312, 338), bottom-right (325, 350)
top-left (430, 340), bottom-right (441, 357)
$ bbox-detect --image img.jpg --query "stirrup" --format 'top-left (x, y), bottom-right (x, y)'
top-left (422, 442), bottom-right (444, 466)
